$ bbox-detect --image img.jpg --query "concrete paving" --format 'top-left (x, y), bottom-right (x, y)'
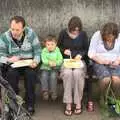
top-left (32, 97), bottom-right (102, 120)
top-left (19, 82), bottom-right (119, 120)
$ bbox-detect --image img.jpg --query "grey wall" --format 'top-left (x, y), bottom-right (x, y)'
top-left (0, 0), bottom-right (120, 39)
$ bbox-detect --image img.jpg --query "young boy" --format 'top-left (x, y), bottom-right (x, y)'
top-left (40, 35), bottom-right (63, 100)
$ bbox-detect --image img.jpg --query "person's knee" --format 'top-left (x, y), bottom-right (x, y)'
top-left (63, 69), bottom-right (72, 77)
top-left (100, 77), bottom-right (111, 85)
top-left (112, 76), bottom-right (120, 85)
top-left (73, 69), bottom-right (85, 77)
top-left (7, 67), bottom-right (17, 74)
top-left (112, 76), bottom-right (120, 81)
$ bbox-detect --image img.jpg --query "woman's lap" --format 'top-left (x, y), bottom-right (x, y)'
top-left (60, 63), bottom-right (86, 79)
top-left (93, 63), bottom-right (120, 80)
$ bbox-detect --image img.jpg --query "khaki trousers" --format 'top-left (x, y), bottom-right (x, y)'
top-left (60, 63), bottom-right (86, 105)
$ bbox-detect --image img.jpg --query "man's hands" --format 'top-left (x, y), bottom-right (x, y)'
top-left (7, 56), bottom-right (20, 63)
top-left (8, 56), bottom-right (38, 68)
top-left (29, 60), bottom-right (38, 68)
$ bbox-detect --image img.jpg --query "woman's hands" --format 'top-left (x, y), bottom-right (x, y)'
top-left (110, 59), bottom-right (120, 67)
top-left (64, 49), bottom-right (71, 56)
top-left (92, 56), bottom-right (111, 65)
top-left (74, 55), bottom-right (82, 61)
top-left (101, 60), bottom-right (112, 65)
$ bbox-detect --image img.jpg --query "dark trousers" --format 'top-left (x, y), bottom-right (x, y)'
top-left (85, 78), bottom-right (92, 101)
top-left (85, 65), bottom-right (93, 102)
top-left (5, 66), bottom-right (37, 107)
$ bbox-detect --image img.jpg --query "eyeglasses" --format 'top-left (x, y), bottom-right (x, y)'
top-left (71, 28), bottom-right (80, 32)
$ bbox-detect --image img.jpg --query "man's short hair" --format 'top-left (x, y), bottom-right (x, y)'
top-left (10, 16), bottom-right (26, 27)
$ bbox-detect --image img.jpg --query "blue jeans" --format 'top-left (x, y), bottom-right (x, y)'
top-left (40, 70), bottom-right (58, 95)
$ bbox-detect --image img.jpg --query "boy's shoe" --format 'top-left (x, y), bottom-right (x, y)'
top-left (51, 93), bottom-right (57, 101)
top-left (43, 91), bottom-right (49, 100)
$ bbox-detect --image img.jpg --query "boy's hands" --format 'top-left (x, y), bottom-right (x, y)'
top-left (49, 61), bottom-right (56, 67)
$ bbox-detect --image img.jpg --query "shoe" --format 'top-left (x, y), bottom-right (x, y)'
top-left (51, 93), bottom-right (57, 101)
top-left (87, 101), bottom-right (94, 112)
top-left (27, 106), bottom-right (35, 115)
top-left (64, 109), bottom-right (72, 116)
top-left (64, 104), bottom-right (72, 116)
top-left (74, 108), bottom-right (82, 115)
top-left (43, 91), bottom-right (49, 100)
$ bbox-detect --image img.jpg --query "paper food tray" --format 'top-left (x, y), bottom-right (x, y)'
top-left (63, 59), bottom-right (84, 68)
top-left (11, 59), bottom-right (33, 68)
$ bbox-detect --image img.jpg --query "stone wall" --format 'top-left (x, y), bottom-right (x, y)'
top-left (0, 0), bottom-right (120, 39)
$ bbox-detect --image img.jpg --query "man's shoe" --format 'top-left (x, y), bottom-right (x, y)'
top-left (27, 106), bottom-right (35, 115)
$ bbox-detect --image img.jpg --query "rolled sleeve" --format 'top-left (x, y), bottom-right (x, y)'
top-left (0, 37), bottom-right (8, 64)
top-left (88, 31), bottom-right (100, 59)
top-left (32, 33), bottom-right (41, 64)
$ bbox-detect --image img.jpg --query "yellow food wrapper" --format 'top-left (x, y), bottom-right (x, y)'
top-left (63, 59), bottom-right (84, 68)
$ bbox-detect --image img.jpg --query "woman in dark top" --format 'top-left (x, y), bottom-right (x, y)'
top-left (58, 16), bottom-right (89, 116)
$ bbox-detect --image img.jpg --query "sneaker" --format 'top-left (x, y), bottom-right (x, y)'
top-left (51, 93), bottom-right (57, 101)
top-left (27, 106), bottom-right (35, 115)
top-left (43, 91), bottom-right (49, 100)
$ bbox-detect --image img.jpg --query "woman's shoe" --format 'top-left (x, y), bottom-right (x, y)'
top-left (64, 104), bottom-right (72, 116)
top-left (74, 108), bottom-right (82, 115)
top-left (64, 109), bottom-right (72, 116)
top-left (87, 101), bottom-right (94, 112)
